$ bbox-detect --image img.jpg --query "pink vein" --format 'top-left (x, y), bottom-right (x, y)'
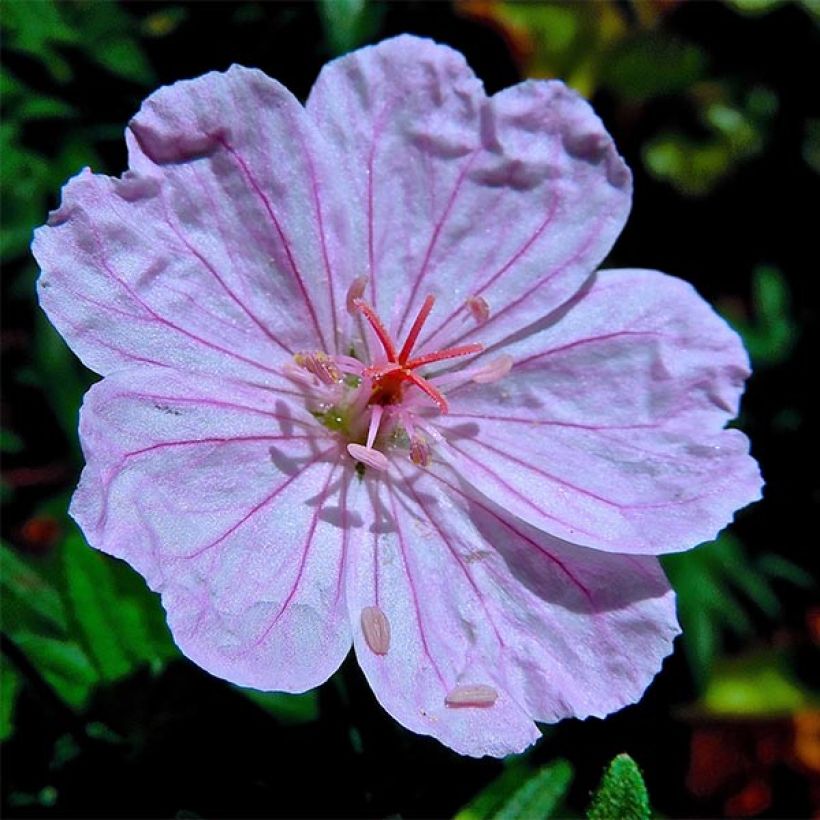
top-left (247, 461), bottom-right (339, 649)
top-left (386, 478), bottom-right (448, 687)
top-left (84, 222), bottom-right (281, 377)
top-left (426, 468), bottom-right (594, 604)
top-left (515, 330), bottom-right (664, 367)
top-left (216, 138), bottom-right (327, 351)
top-left (180, 448), bottom-right (334, 559)
top-left (396, 150), bottom-right (480, 337)
top-left (163, 182), bottom-right (294, 355)
top-left (419, 182), bottom-right (561, 348)
top-left (446, 440), bottom-right (600, 541)
top-left (400, 476), bottom-right (506, 650)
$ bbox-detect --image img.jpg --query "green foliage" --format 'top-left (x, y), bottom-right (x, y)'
top-left (723, 265), bottom-right (797, 367)
top-left (237, 688), bottom-right (320, 725)
top-left (587, 754), bottom-right (650, 820)
top-left (1, 665), bottom-right (22, 742)
top-left (318, 0), bottom-right (383, 56)
top-left (1, 0), bottom-right (155, 84)
top-left (703, 651), bottom-right (816, 715)
top-left (1, 529), bottom-right (177, 722)
top-left (643, 86), bottom-right (778, 196)
top-left (455, 759), bottom-right (572, 820)
top-left (662, 533), bottom-right (812, 687)
top-left (605, 35), bottom-right (707, 102)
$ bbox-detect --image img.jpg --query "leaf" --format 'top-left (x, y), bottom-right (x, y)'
top-left (318, 0), bottom-right (382, 56)
top-left (239, 688), bottom-right (320, 725)
top-left (703, 653), bottom-right (812, 716)
top-left (1, 664), bottom-right (22, 742)
top-left (587, 754), bottom-right (650, 820)
top-left (62, 530), bottom-right (177, 681)
top-left (62, 532), bottom-right (136, 682)
top-left (456, 759), bottom-right (573, 820)
top-left (492, 760), bottom-right (572, 820)
top-left (0, 541), bottom-right (68, 637)
top-left (12, 634), bottom-right (99, 709)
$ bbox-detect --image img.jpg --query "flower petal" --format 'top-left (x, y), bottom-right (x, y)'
top-left (34, 65), bottom-right (358, 380)
top-left (71, 368), bottom-right (351, 691)
top-left (307, 35), bottom-right (631, 353)
top-left (346, 461), bottom-right (677, 758)
top-left (440, 268), bottom-right (763, 554)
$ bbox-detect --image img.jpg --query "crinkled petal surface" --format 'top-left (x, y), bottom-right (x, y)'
top-left (71, 367), bottom-right (351, 691)
top-left (34, 65), bottom-right (359, 379)
top-left (439, 268), bottom-right (763, 554)
top-left (307, 35), bottom-right (632, 352)
top-left (345, 460), bottom-right (678, 757)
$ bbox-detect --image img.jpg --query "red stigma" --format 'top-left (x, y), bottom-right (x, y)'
top-left (353, 295), bottom-right (482, 412)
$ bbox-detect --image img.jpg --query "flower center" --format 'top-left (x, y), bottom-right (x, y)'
top-left (289, 286), bottom-right (512, 473)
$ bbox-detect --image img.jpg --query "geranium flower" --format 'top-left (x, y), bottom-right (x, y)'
top-left (33, 35), bottom-right (762, 757)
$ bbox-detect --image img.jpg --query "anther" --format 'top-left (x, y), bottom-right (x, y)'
top-left (409, 434), bottom-right (431, 468)
top-left (466, 295), bottom-right (490, 324)
top-left (470, 355), bottom-right (513, 385)
top-left (347, 443), bottom-right (389, 472)
top-left (294, 351), bottom-right (342, 385)
top-left (445, 683), bottom-right (498, 708)
top-left (346, 276), bottom-right (369, 315)
top-left (361, 606), bottom-right (391, 655)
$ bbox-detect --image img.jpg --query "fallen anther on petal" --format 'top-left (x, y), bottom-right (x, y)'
top-left (471, 355), bottom-right (514, 385)
top-left (445, 684), bottom-right (498, 708)
top-left (294, 351), bottom-right (342, 385)
top-left (466, 295), bottom-right (490, 324)
top-left (346, 276), bottom-right (369, 315)
top-left (361, 605), bottom-right (390, 655)
top-left (347, 443), bottom-right (389, 472)
top-left (409, 434), bottom-right (431, 467)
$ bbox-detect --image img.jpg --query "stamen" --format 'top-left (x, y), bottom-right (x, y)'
top-left (466, 295), bottom-right (490, 324)
top-left (353, 298), bottom-right (397, 362)
top-left (347, 443), bottom-right (389, 472)
top-left (403, 370), bottom-right (449, 413)
top-left (361, 606), bottom-right (390, 655)
top-left (470, 354), bottom-right (514, 384)
top-left (398, 294), bottom-right (436, 364)
top-left (366, 405), bottom-right (385, 449)
top-left (294, 351), bottom-right (342, 385)
top-left (409, 434), bottom-right (431, 467)
top-left (405, 342), bottom-right (483, 370)
top-left (445, 683), bottom-right (498, 708)
top-left (346, 276), bottom-right (368, 315)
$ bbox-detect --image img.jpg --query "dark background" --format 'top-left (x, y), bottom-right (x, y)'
top-left (2, 1), bottom-right (818, 817)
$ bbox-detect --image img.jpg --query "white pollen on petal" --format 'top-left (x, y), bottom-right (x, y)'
top-left (471, 355), bottom-right (514, 384)
top-left (445, 684), bottom-right (498, 708)
top-left (466, 295), bottom-right (490, 324)
top-left (361, 606), bottom-right (390, 655)
top-left (346, 276), bottom-right (369, 315)
top-left (347, 443), bottom-right (389, 472)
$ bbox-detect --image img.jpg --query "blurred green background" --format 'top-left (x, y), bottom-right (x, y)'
top-left (1, 1), bottom-right (818, 817)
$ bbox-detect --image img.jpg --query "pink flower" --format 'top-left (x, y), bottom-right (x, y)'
top-left (33, 36), bottom-right (762, 757)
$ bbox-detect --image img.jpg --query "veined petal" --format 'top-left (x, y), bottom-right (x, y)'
top-left (71, 368), bottom-right (351, 691)
top-left (35, 65), bottom-right (358, 380)
top-left (440, 268), bottom-right (763, 554)
top-left (307, 35), bottom-right (631, 353)
top-left (346, 461), bottom-right (677, 758)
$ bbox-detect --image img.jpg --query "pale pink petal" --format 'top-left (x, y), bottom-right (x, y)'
top-left (346, 461), bottom-right (677, 758)
top-left (34, 65), bottom-right (358, 380)
top-left (71, 367), bottom-right (351, 691)
top-left (307, 35), bottom-right (631, 353)
top-left (439, 268), bottom-right (763, 554)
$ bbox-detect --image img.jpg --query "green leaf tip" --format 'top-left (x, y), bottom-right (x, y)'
top-left (587, 754), bottom-right (650, 820)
